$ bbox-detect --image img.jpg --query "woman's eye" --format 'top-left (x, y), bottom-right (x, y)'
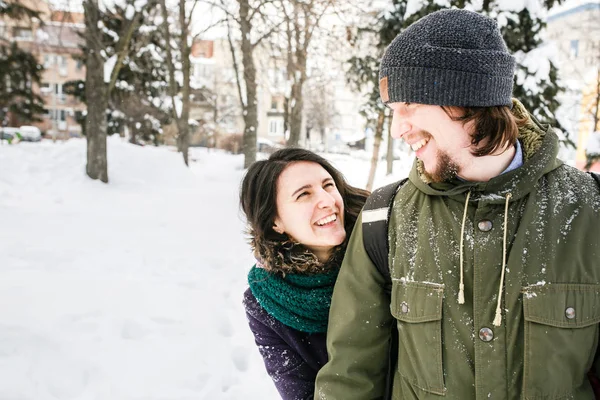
top-left (296, 192), bottom-right (308, 200)
top-left (324, 182), bottom-right (335, 188)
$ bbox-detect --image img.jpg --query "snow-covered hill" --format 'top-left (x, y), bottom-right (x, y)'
top-left (0, 138), bottom-right (410, 399)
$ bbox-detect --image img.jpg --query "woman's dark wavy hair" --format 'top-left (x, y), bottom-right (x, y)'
top-left (240, 148), bottom-right (369, 275)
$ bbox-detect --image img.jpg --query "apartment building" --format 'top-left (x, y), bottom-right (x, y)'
top-left (1, 1), bottom-right (86, 138)
top-left (190, 39), bottom-right (245, 140)
top-left (189, 33), bottom-right (368, 150)
top-left (37, 16), bottom-right (86, 138)
top-left (547, 1), bottom-right (600, 170)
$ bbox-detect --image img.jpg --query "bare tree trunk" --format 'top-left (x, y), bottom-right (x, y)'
top-left (584, 69), bottom-right (600, 171)
top-left (129, 123), bottom-right (137, 144)
top-left (286, 2), bottom-right (307, 147)
top-left (178, 0), bottom-right (191, 166)
top-left (593, 69), bottom-right (600, 132)
top-left (288, 80), bottom-right (304, 146)
top-left (283, 96), bottom-right (290, 138)
top-left (160, 0), bottom-right (191, 166)
top-left (83, 0), bottom-right (144, 182)
top-left (386, 115), bottom-right (393, 175)
top-left (282, 0), bottom-right (328, 148)
top-left (239, 0), bottom-right (258, 167)
top-left (84, 0), bottom-right (108, 183)
top-left (366, 110), bottom-right (385, 191)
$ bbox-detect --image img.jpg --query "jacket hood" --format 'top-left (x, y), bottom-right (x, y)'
top-left (408, 99), bottom-right (563, 204)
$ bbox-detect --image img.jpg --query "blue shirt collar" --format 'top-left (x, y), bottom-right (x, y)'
top-left (500, 139), bottom-right (523, 175)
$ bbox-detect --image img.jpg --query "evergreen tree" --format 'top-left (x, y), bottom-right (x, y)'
top-left (499, 6), bottom-right (570, 145)
top-left (348, 0), bottom-right (572, 152)
top-left (65, 2), bottom-right (169, 144)
top-left (0, 1), bottom-right (46, 125)
top-left (105, 3), bottom-right (170, 145)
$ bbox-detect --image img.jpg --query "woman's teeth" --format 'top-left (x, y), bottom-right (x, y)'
top-left (411, 138), bottom-right (429, 151)
top-left (316, 214), bottom-right (336, 226)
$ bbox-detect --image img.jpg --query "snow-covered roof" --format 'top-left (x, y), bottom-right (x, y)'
top-left (190, 57), bottom-right (216, 65)
top-left (36, 23), bottom-right (85, 48)
top-left (548, 0), bottom-right (600, 21)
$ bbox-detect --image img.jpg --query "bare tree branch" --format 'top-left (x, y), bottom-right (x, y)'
top-left (248, 0), bottom-right (279, 21)
top-left (251, 20), bottom-right (284, 48)
top-left (226, 15), bottom-right (247, 110)
top-left (192, 17), bottom-right (228, 40)
top-left (203, 0), bottom-right (240, 23)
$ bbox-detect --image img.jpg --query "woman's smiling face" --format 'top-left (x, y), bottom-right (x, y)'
top-left (273, 161), bottom-right (346, 262)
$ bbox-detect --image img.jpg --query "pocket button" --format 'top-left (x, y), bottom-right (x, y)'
top-left (565, 307), bottom-right (576, 319)
top-left (479, 327), bottom-right (494, 342)
top-left (400, 302), bottom-right (409, 314)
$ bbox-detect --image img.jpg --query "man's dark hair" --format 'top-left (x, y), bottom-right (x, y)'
top-left (442, 105), bottom-right (527, 157)
top-left (240, 147), bottom-right (369, 274)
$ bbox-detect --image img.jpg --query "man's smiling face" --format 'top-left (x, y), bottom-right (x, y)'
top-left (388, 102), bottom-right (474, 182)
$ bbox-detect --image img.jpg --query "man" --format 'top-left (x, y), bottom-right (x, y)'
top-left (315, 9), bottom-right (600, 400)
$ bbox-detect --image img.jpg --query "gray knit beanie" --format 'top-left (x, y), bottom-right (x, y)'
top-left (379, 9), bottom-right (516, 107)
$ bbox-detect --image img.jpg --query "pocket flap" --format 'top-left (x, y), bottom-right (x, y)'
top-left (390, 280), bottom-right (444, 323)
top-left (522, 284), bottom-right (600, 328)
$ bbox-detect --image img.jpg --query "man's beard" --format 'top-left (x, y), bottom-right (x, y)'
top-left (422, 150), bottom-right (459, 183)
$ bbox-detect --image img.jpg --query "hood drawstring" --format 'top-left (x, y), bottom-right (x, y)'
top-left (493, 193), bottom-right (512, 327)
top-left (457, 190), bottom-right (472, 305)
top-left (457, 191), bottom-right (513, 327)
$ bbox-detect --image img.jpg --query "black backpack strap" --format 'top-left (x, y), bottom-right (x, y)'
top-left (362, 178), bottom-right (407, 295)
top-left (590, 172), bottom-right (600, 188)
top-left (362, 178), bottom-right (407, 400)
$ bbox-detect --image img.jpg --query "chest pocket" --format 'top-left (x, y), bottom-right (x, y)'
top-left (391, 280), bottom-right (445, 395)
top-left (522, 284), bottom-right (600, 399)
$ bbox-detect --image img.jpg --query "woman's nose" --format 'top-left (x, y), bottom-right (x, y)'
top-left (316, 189), bottom-right (336, 208)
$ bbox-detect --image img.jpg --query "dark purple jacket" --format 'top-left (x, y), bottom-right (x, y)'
top-left (243, 288), bottom-right (328, 400)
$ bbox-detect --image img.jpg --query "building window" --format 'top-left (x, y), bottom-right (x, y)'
top-left (271, 97), bottom-right (278, 111)
top-left (58, 56), bottom-right (68, 76)
top-left (76, 59), bottom-right (83, 70)
top-left (269, 120), bottom-right (278, 135)
top-left (569, 40), bottom-right (579, 59)
top-left (40, 82), bottom-right (52, 94)
top-left (52, 83), bottom-right (66, 102)
top-left (49, 109), bottom-right (66, 121)
top-left (44, 54), bottom-right (54, 67)
top-left (13, 27), bottom-right (32, 40)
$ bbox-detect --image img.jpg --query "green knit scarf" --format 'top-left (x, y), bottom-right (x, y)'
top-left (248, 265), bottom-right (340, 333)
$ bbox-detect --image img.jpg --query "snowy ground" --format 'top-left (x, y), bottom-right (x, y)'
top-left (0, 138), bottom-right (411, 400)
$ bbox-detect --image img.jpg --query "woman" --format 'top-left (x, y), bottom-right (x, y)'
top-left (240, 148), bottom-right (369, 399)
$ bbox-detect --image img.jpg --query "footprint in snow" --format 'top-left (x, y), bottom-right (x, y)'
top-left (231, 347), bottom-right (249, 372)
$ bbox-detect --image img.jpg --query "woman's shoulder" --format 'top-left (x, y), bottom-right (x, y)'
top-left (243, 287), bottom-right (270, 320)
top-left (243, 287), bottom-right (259, 312)
top-left (243, 287), bottom-right (286, 333)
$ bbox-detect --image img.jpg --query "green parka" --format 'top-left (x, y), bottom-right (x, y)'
top-left (315, 101), bottom-right (600, 399)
